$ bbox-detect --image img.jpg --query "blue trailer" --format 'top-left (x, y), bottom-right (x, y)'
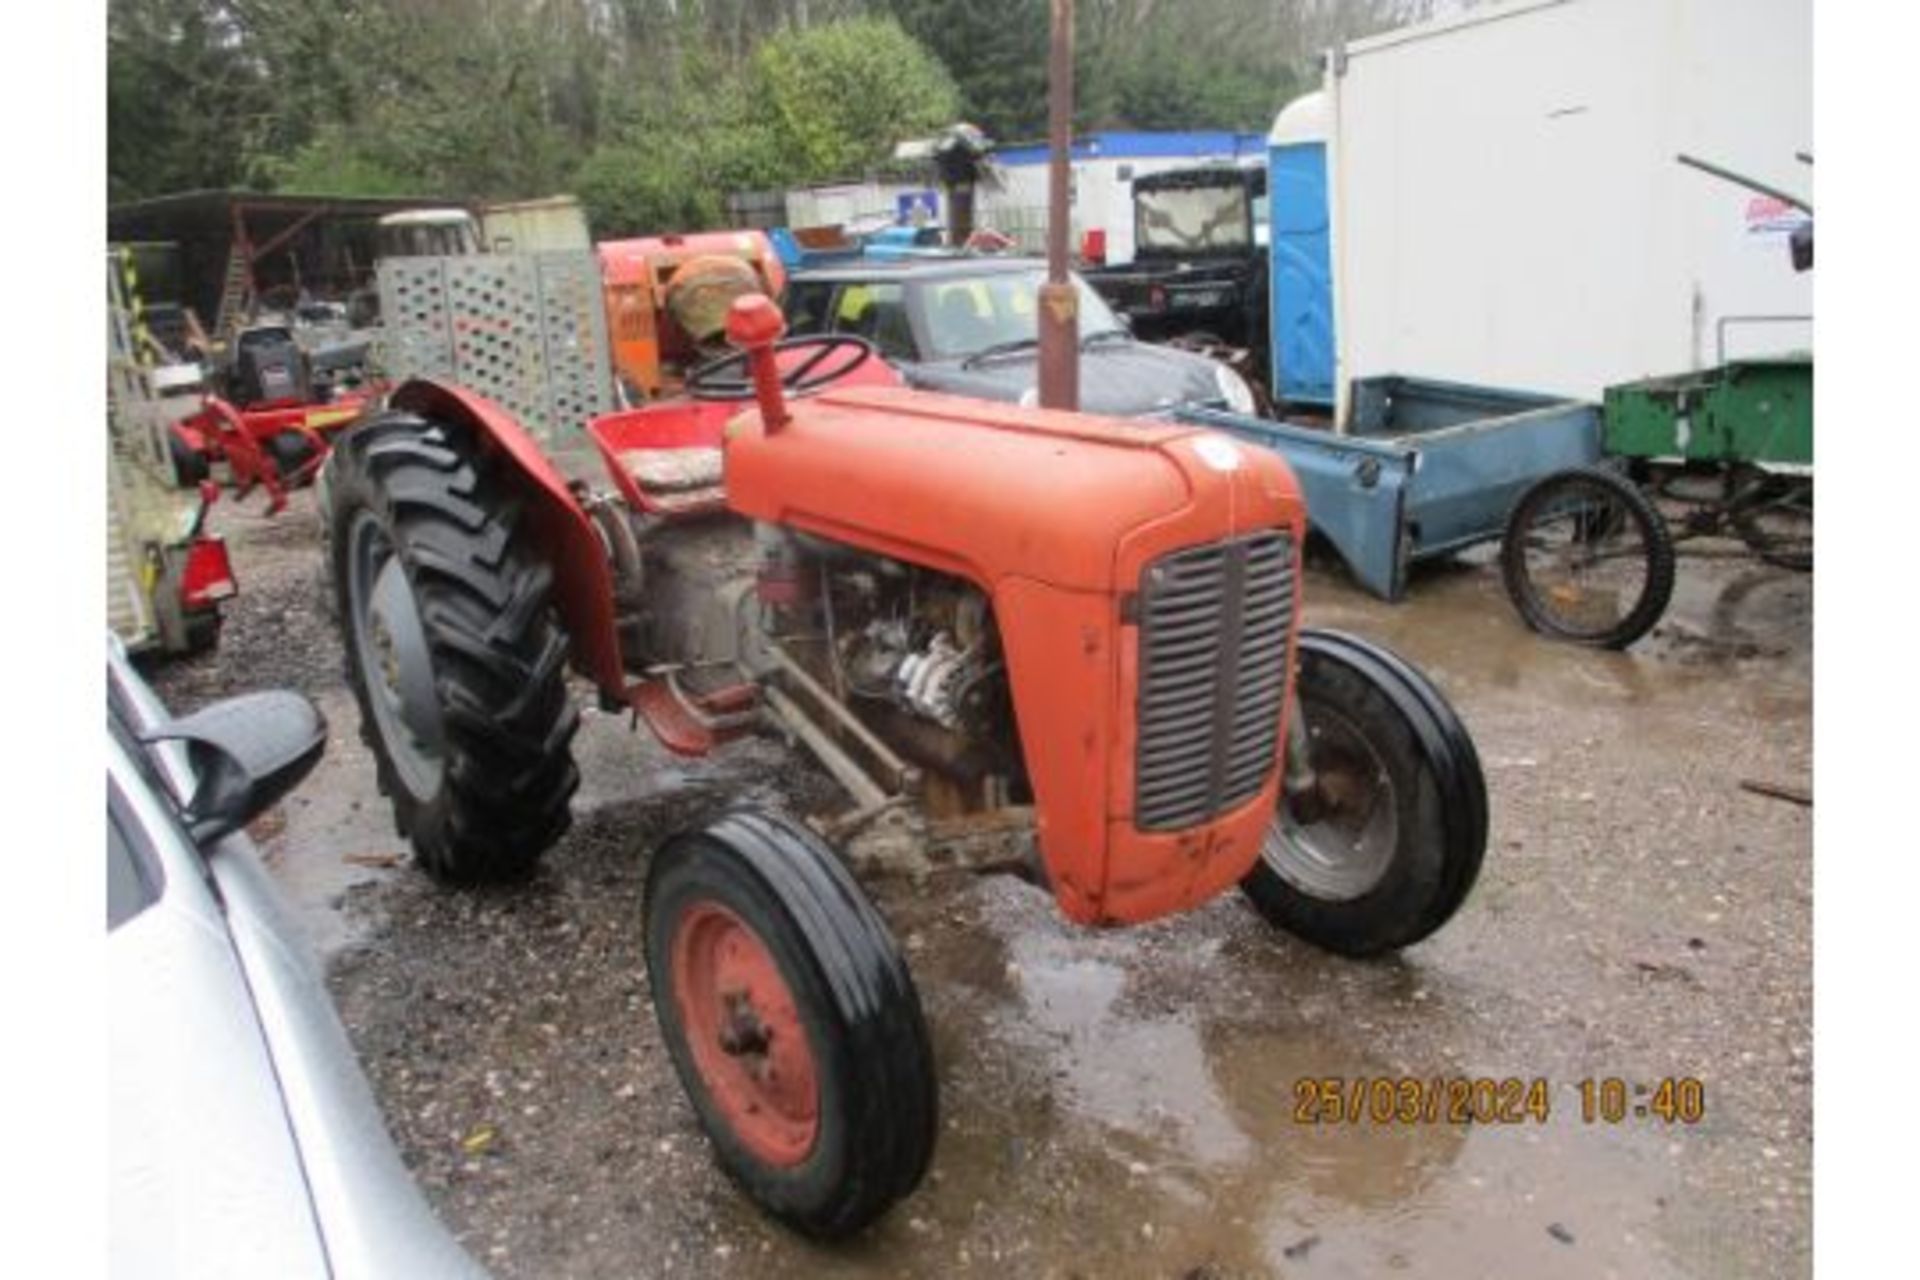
top-left (1181, 376), bottom-right (1601, 601)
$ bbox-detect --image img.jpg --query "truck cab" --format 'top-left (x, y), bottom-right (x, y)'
top-left (1082, 162), bottom-right (1270, 371)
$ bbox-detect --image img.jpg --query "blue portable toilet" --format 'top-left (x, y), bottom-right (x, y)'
top-left (1268, 92), bottom-right (1335, 408)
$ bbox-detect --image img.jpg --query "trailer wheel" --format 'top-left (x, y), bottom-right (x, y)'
top-left (645, 811), bottom-right (936, 1239)
top-left (266, 431), bottom-right (321, 485)
top-left (181, 609), bottom-right (223, 656)
top-left (1731, 473), bottom-right (1812, 571)
top-left (1241, 629), bottom-right (1487, 957)
top-left (1500, 466), bottom-right (1675, 648)
top-left (167, 428), bottom-right (210, 488)
top-left (328, 410), bottom-right (579, 881)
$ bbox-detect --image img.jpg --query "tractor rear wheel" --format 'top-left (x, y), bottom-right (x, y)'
top-left (644, 811), bottom-right (937, 1239)
top-left (327, 409), bottom-right (579, 881)
top-left (1241, 629), bottom-right (1487, 957)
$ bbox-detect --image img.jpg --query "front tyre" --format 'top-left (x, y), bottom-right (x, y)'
top-left (1241, 629), bottom-right (1488, 957)
top-left (645, 811), bottom-right (937, 1239)
top-left (328, 410), bottom-right (579, 881)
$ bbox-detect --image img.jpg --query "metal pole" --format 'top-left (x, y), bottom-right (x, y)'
top-left (1037, 0), bottom-right (1079, 410)
top-left (1675, 153), bottom-right (1813, 213)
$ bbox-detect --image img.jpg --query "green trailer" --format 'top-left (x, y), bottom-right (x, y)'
top-left (1496, 355), bottom-right (1813, 649)
top-left (1603, 355), bottom-right (1811, 470)
top-left (1494, 152), bottom-right (1813, 649)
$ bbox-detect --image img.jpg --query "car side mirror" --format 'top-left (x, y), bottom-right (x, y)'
top-left (142, 692), bottom-right (327, 843)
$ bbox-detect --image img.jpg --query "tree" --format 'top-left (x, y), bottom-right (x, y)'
top-left (106, 0), bottom-right (1434, 216)
top-left (889, 0), bottom-right (1048, 139)
top-left (108, 0), bottom-right (274, 200)
top-left (750, 16), bottom-right (960, 178)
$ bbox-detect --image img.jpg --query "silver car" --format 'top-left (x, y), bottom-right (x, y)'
top-left (107, 637), bottom-right (483, 1279)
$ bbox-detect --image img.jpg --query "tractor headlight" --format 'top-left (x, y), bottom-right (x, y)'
top-left (1214, 365), bottom-right (1257, 415)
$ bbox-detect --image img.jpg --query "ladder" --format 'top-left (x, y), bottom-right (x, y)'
top-left (213, 245), bottom-right (252, 341)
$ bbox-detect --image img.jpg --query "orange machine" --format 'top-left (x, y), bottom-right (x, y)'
top-left (597, 231), bottom-right (788, 401)
top-left (325, 294), bottom-right (1486, 1240)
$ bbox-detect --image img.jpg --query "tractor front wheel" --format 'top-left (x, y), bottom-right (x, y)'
top-left (1241, 629), bottom-right (1488, 957)
top-left (328, 410), bottom-right (579, 881)
top-left (644, 811), bottom-right (937, 1239)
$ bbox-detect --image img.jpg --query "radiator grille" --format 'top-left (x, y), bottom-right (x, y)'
top-left (1134, 532), bottom-right (1295, 831)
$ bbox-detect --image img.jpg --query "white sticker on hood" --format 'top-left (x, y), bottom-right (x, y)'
top-left (1192, 434), bottom-right (1243, 472)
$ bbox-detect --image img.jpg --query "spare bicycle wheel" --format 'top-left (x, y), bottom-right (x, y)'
top-left (1500, 466), bottom-right (1676, 649)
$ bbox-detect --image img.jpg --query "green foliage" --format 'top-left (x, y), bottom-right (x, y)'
top-left (107, 0), bottom-right (275, 200)
top-left (264, 126), bottom-right (421, 199)
top-left (1086, 10), bottom-right (1309, 133)
top-left (751, 17), bottom-right (960, 179)
top-left (108, 0), bottom-right (1430, 218)
top-left (574, 16), bottom-right (955, 235)
top-left (887, 0), bottom-right (1047, 140)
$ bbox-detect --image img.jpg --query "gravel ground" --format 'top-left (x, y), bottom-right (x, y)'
top-left (150, 488), bottom-right (1814, 1280)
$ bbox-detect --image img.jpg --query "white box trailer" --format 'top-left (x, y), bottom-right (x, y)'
top-left (478, 195), bottom-right (592, 253)
top-left (1318, 0), bottom-right (1811, 416)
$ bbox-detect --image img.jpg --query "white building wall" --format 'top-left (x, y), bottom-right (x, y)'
top-left (1327, 0), bottom-right (1811, 406)
top-left (787, 181), bottom-right (932, 232)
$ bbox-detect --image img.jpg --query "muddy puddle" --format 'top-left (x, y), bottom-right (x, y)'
top-left (718, 873), bottom-right (1700, 1280)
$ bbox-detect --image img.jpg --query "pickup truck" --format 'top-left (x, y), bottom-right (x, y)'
top-left (1182, 376), bottom-right (1602, 600)
top-left (1081, 164), bottom-right (1269, 371)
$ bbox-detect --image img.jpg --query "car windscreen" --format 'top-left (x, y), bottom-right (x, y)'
top-left (1136, 184), bottom-right (1252, 254)
top-left (911, 271), bottom-right (1125, 361)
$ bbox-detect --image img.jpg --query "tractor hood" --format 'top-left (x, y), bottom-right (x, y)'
top-left (726, 384), bottom-right (1307, 929)
top-left (723, 385), bottom-right (1302, 592)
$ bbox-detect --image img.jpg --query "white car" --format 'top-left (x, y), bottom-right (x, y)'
top-left (107, 637), bottom-right (483, 1279)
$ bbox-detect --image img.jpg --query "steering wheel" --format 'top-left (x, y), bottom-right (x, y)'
top-left (685, 334), bottom-right (877, 402)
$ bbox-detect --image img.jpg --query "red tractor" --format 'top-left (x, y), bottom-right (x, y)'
top-left (325, 297), bottom-right (1486, 1238)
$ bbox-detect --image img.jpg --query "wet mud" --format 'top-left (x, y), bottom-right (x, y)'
top-left (156, 492), bottom-right (1812, 1279)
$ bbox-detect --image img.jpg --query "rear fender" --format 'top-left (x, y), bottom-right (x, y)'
top-left (388, 380), bottom-right (626, 696)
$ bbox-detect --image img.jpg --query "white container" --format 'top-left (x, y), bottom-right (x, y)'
top-left (1320, 0), bottom-right (1811, 416)
top-left (478, 195), bottom-right (592, 253)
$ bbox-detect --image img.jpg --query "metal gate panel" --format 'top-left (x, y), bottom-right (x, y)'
top-left (105, 250), bottom-right (163, 646)
top-left (377, 253), bottom-right (612, 447)
top-left (106, 454), bottom-right (152, 644)
top-left (375, 256), bottom-right (458, 383)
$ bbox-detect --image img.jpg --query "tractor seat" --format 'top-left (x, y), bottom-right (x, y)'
top-left (619, 446), bottom-right (725, 495)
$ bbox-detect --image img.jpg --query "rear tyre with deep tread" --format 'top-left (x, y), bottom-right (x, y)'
top-left (644, 811), bottom-right (937, 1239)
top-left (327, 409), bottom-right (579, 881)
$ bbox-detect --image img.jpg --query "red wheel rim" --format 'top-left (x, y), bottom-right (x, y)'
top-left (668, 902), bottom-right (820, 1167)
